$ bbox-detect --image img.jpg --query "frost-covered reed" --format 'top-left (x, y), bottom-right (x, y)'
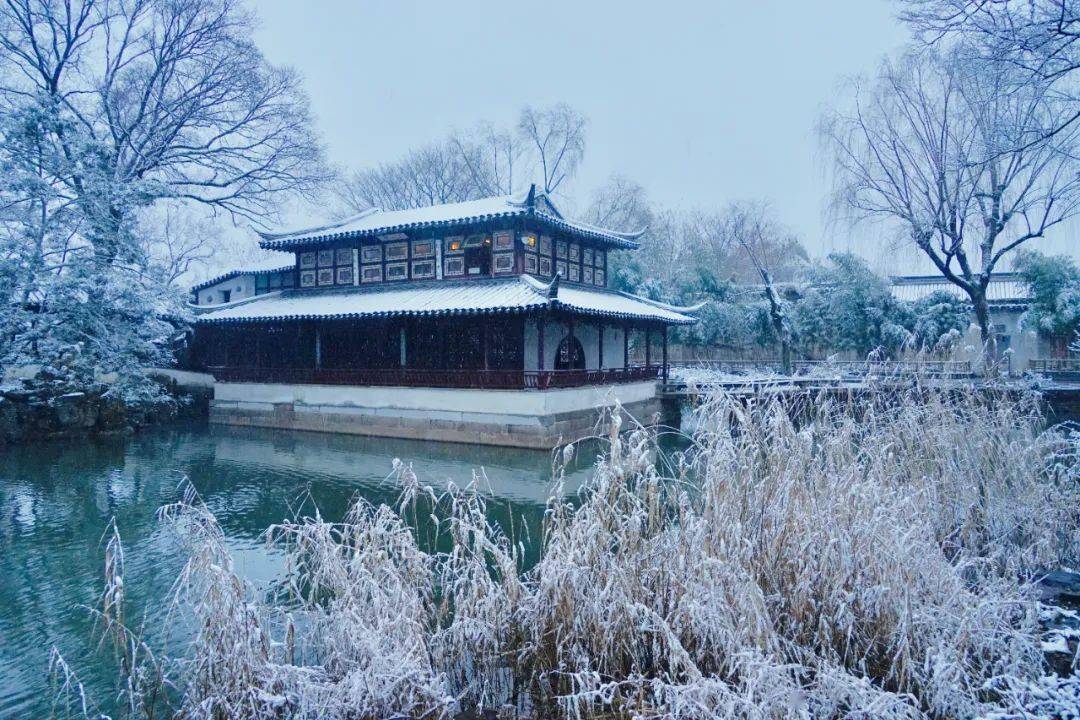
top-left (53, 384), bottom-right (1080, 719)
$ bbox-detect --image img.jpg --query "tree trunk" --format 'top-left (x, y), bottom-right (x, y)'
top-left (760, 269), bottom-right (793, 374)
top-left (971, 290), bottom-right (999, 376)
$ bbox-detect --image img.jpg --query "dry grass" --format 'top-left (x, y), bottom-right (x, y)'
top-left (51, 384), bottom-right (1080, 719)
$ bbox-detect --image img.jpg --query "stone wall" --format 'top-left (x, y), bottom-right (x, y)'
top-left (210, 380), bottom-right (663, 449)
top-left (0, 373), bottom-right (211, 445)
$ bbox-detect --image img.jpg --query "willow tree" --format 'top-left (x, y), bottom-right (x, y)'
top-left (821, 48), bottom-right (1080, 370)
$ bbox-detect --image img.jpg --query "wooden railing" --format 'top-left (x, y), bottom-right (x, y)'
top-left (668, 360), bottom-right (781, 374)
top-left (1029, 358), bottom-right (1080, 374)
top-left (792, 360), bottom-right (973, 378)
top-left (669, 359), bottom-right (973, 378)
top-left (206, 365), bottom-right (662, 390)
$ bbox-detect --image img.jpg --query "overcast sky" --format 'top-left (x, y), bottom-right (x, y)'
top-left (250, 1), bottom-right (1075, 273)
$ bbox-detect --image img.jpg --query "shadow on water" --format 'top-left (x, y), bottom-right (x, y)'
top-left (0, 423), bottom-right (607, 718)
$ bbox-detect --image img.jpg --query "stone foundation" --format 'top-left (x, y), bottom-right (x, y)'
top-left (209, 381), bottom-right (663, 449)
top-left (0, 371), bottom-right (212, 445)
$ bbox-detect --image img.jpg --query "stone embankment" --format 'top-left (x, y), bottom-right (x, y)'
top-left (0, 369), bottom-right (212, 444)
top-left (1039, 571), bottom-right (1080, 679)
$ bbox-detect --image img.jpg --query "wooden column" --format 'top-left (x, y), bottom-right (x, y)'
top-left (482, 321), bottom-right (490, 371)
top-left (540, 313), bottom-right (548, 388)
top-left (438, 321), bottom-right (447, 371)
top-left (645, 327), bottom-right (652, 369)
top-left (399, 322), bottom-right (407, 367)
top-left (567, 316), bottom-right (576, 369)
top-left (537, 315), bottom-right (546, 372)
top-left (314, 323), bottom-right (322, 370)
top-left (623, 323), bottom-right (630, 370)
top-left (597, 322), bottom-right (604, 370)
top-left (662, 325), bottom-right (669, 383)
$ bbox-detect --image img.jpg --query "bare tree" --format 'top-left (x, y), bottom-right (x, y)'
top-left (584, 175), bottom-right (653, 231)
top-left (688, 205), bottom-right (808, 286)
top-left (518, 104), bottom-right (587, 195)
top-left (337, 141), bottom-right (480, 212)
top-left (901, 0), bottom-right (1080, 82)
top-left (0, 0), bottom-right (329, 235)
top-left (337, 104), bottom-right (589, 212)
top-left (139, 203), bottom-right (224, 285)
top-left (450, 122), bottom-right (525, 196)
top-left (901, 1), bottom-right (1080, 146)
top-left (0, 0), bottom-right (327, 384)
top-left (709, 202), bottom-right (801, 372)
top-left (821, 48), bottom-right (1080, 370)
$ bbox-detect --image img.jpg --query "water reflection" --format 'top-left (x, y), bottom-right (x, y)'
top-left (0, 424), bottom-right (597, 718)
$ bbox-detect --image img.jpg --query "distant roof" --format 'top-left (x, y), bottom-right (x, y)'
top-left (196, 275), bottom-right (696, 325)
top-left (890, 272), bottom-right (1031, 307)
top-left (191, 256), bottom-right (294, 293)
top-left (256, 186), bottom-right (644, 251)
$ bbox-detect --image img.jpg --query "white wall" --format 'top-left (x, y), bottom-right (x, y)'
top-left (950, 307), bottom-right (1044, 372)
top-left (524, 319), bottom-right (629, 370)
top-left (214, 380), bottom-right (658, 426)
top-left (198, 274), bottom-right (255, 305)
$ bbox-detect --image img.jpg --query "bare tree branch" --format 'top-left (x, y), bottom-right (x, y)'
top-left (821, 46), bottom-right (1080, 370)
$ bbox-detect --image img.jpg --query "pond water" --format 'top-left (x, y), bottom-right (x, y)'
top-left (0, 423), bottom-right (607, 719)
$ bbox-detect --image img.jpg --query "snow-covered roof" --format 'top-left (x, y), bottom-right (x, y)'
top-left (256, 186), bottom-right (644, 251)
top-left (191, 256), bottom-right (294, 293)
top-left (196, 276), bottom-right (697, 325)
top-left (890, 273), bottom-right (1031, 307)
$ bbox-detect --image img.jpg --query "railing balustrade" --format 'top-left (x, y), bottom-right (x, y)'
top-left (206, 365), bottom-right (662, 389)
top-left (668, 359), bottom-right (974, 379)
top-left (1029, 358), bottom-right (1080, 373)
top-left (792, 360), bottom-right (973, 377)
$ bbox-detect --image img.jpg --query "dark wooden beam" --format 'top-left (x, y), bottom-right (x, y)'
top-left (645, 326), bottom-right (652, 369)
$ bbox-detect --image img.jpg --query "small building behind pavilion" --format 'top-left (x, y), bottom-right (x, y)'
top-left (190, 187), bottom-right (700, 447)
top-left (890, 272), bottom-right (1064, 372)
top-left (190, 256), bottom-right (297, 306)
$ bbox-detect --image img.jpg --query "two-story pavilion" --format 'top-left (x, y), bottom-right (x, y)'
top-left (191, 187), bottom-right (700, 447)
